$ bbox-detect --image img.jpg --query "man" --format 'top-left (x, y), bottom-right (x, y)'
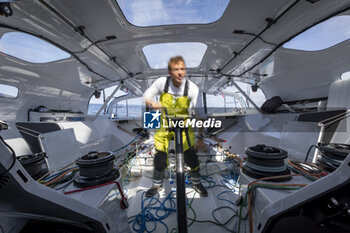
top-left (143, 56), bottom-right (208, 197)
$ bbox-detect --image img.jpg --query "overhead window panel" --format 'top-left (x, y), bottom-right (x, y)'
top-left (116, 0), bottom-right (230, 27)
top-left (142, 42), bottom-right (207, 69)
top-left (0, 32), bottom-right (70, 63)
top-left (283, 15), bottom-right (350, 51)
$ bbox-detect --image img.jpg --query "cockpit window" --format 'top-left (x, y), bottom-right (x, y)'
top-left (0, 83), bottom-right (18, 99)
top-left (143, 42), bottom-right (207, 69)
top-left (341, 71), bottom-right (350, 81)
top-left (0, 32), bottom-right (71, 63)
top-left (206, 82), bottom-right (265, 114)
top-left (116, 0), bottom-right (230, 27)
top-left (283, 15), bottom-right (350, 51)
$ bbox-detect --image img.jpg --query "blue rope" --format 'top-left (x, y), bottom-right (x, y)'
top-left (216, 190), bottom-right (237, 206)
top-left (113, 136), bottom-right (138, 153)
top-left (216, 179), bottom-right (237, 207)
top-left (42, 166), bottom-right (78, 182)
top-left (220, 178), bottom-right (236, 190)
top-left (122, 153), bottom-right (140, 184)
top-left (202, 138), bottom-right (214, 145)
top-left (128, 191), bottom-right (177, 233)
top-left (200, 176), bottom-right (216, 188)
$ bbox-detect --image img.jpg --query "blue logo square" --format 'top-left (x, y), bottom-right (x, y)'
top-left (143, 110), bottom-right (161, 129)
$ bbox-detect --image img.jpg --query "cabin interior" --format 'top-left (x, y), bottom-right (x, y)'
top-left (0, 1), bottom-right (350, 233)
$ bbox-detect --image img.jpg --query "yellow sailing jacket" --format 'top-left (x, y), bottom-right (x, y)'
top-left (154, 77), bottom-right (195, 153)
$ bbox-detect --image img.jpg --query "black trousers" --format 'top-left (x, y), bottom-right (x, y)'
top-left (153, 147), bottom-right (201, 185)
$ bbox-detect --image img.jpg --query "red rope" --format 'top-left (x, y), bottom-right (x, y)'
top-left (64, 180), bottom-right (128, 209)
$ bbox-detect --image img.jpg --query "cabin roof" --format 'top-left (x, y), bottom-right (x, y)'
top-left (1, 0), bottom-right (350, 102)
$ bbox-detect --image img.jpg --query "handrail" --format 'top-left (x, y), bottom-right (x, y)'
top-left (93, 82), bottom-right (122, 121)
top-left (312, 109), bottom-right (350, 162)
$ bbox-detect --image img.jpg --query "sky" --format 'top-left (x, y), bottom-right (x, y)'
top-left (283, 15), bottom-right (350, 51)
top-left (116, 0), bottom-right (230, 26)
top-left (143, 43), bottom-right (207, 69)
top-left (0, 32), bottom-right (70, 63)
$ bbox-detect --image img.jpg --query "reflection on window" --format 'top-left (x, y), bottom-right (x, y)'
top-left (116, 0), bottom-right (230, 27)
top-left (88, 85), bottom-right (128, 115)
top-left (127, 97), bottom-right (144, 117)
top-left (116, 99), bottom-right (127, 118)
top-left (0, 83), bottom-right (18, 99)
top-left (108, 97), bottom-right (144, 119)
top-left (206, 82), bottom-right (265, 114)
top-left (143, 42), bottom-right (207, 69)
top-left (283, 15), bottom-right (350, 51)
top-left (0, 32), bottom-right (70, 63)
top-left (206, 94), bottom-right (246, 114)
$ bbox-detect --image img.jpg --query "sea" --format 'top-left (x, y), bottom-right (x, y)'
top-left (88, 103), bottom-right (143, 117)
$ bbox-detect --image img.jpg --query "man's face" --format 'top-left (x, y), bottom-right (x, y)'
top-left (169, 61), bottom-right (186, 87)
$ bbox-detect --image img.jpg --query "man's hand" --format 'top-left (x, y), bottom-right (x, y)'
top-left (145, 99), bottom-right (162, 110)
top-left (150, 101), bottom-right (162, 110)
top-left (196, 138), bottom-right (208, 153)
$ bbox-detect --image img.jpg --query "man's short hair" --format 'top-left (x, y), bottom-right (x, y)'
top-left (168, 56), bottom-right (186, 70)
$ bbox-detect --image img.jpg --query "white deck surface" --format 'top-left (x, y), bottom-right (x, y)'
top-left (125, 172), bottom-right (247, 233)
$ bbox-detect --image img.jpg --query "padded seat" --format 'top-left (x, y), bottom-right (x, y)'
top-left (326, 79), bottom-right (350, 110)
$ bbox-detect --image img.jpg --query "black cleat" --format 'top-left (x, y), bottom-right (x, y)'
top-left (145, 185), bottom-right (163, 197)
top-left (192, 183), bottom-right (208, 197)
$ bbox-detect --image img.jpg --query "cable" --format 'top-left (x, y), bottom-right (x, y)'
top-left (64, 180), bottom-right (128, 210)
top-left (219, 0), bottom-right (301, 72)
top-left (287, 160), bottom-right (326, 181)
top-left (128, 191), bottom-right (176, 233)
top-left (217, 190), bottom-right (238, 207)
top-left (247, 183), bottom-right (305, 233)
top-left (170, 190), bottom-right (198, 233)
top-left (304, 144), bottom-right (318, 162)
top-left (38, 0), bottom-right (129, 75)
top-left (49, 170), bottom-right (78, 188)
top-left (44, 168), bottom-right (78, 186)
top-left (233, 30), bottom-right (277, 46)
top-left (41, 166), bottom-right (77, 182)
top-left (310, 144), bottom-right (344, 171)
top-left (199, 176), bottom-right (216, 189)
top-left (212, 206), bottom-right (238, 232)
top-left (186, 191), bottom-right (197, 228)
top-left (0, 136), bottom-right (17, 177)
top-left (54, 178), bottom-right (75, 190)
top-left (244, 174), bottom-right (306, 233)
top-left (317, 154), bottom-right (342, 171)
top-left (122, 149), bottom-right (139, 184)
top-left (36, 171), bottom-right (50, 181)
top-left (224, 151), bottom-right (244, 169)
top-left (186, 187), bottom-right (238, 233)
top-left (129, 177), bottom-right (240, 232)
top-left (237, 193), bottom-right (249, 233)
top-left (72, 36), bottom-right (117, 54)
top-left (220, 178), bottom-right (237, 191)
top-left (113, 137), bottom-right (138, 153)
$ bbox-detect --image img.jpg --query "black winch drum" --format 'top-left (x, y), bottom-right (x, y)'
top-left (17, 152), bottom-right (48, 179)
top-left (317, 143), bottom-right (350, 171)
top-left (74, 151), bottom-right (119, 187)
top-left (318, 143), bottom-right (350, 160)
top-left (243, 145), bottom-right (291, 181)
top-left (76, 151), bottom-right (115, 177)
